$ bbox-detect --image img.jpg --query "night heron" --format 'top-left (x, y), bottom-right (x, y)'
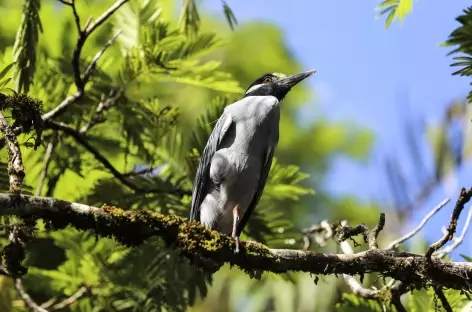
top-left (190, 69), bottom-right (316, 252)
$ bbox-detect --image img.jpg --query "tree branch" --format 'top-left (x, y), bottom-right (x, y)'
top-left (16, 276), bottom-right (88, 312)
top-left (48, 285), bottom-right (88, 311)
top-left (0, 1), bottom-right (127, 150)
top-left (81, 30), bottom-right (122, 85)
top-left (425, 187), bottom-right (472, 260)
top-left (385, 198), bottom-right (450, 251)
top-left (15, 278), bottom-right (48, 312)
top-left (35, 133), bottom-right (58, 196)
top-left (40, 0), bottom-right (127, 122)
top-left (0, 112), bottom-right (25, 194)
top-left (1, 193), bottom-right (472, 292)
top-left (436, 205), bottom-right (472, 258)
top-left (367, 213), bottom-right (385, 249)
top-left (44, 121), bottom-right (189, 196)
top-left (79, 88), bottom-right (124, 134)
top-left (434, 286), bottom-right (453, 312)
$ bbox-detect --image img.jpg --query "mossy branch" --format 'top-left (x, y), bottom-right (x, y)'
top-left (1, 193), bottom-right (472, 292)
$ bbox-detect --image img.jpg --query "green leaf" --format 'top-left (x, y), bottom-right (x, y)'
top-left (0, 62), bottom-right (15, 80)
top-left (461, 253), bottom-right (472, 262)
top-left (445, 7), bottom-right (472, 102)
top-left (222, 0), bottom-right (238, 30)
top-left (376, 0), bottom-right (415, 28)
top-left (12, 0), bottom-right (42, 93)
top-left (397, 0), bottom-right (413, 23)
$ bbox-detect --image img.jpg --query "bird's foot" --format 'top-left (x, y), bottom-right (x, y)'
top-left (233, 236), bottom-right (240, 253)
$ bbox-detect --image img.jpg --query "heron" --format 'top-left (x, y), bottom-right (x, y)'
top-left (190, 69), bottom-right (316, 252)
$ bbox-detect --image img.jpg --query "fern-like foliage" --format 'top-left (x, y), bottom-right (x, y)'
top-left (25, 229), bottom-right (211, 312)
top-left (12, 0), bottom-right (42, 93)
top-left (0, 62), bottom-right (15, 91)
top-left (445, 6), bottom-right (472, 102)
top-left (0, 1), bottom-right (315, 311)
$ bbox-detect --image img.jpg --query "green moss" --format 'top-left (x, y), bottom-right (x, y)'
top-left (0, 92), bottom-right (43, 150)
top-left (1, 242), bottom-right (27, 276)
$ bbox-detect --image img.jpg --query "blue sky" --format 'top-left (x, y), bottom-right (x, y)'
top-left (204, 0), bottom-right (472, 258)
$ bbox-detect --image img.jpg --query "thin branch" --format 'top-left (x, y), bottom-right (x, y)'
top-left (434, 286), bottom-right (453, 312)
top-left (367, 213), bottom-right (385, 249)
top-left (385, 198), bottom-right (450, 251)
top-left (436, 205), bottom-right (472, 258)
top-left (35, 133), bottom-right (58, 196)
top-left (391, 294), bottom-right (407, 312)
top-left (16, 276), bottom-right (87, 312)
top-left (70, 0), bottom-right (128, 90)
top-left (1, 194), bottom-right (472, 291)
top-left (83, 0), bottom-right (128, 36)
top-left (15, 278), bottom-right (48, 312)
top-left (58, 0), bottom-right (81, 34)
top-left (339, 240), bottom-right (378, 299)
top-left (81, 30), bottom-right (122, 84)
top-left (45, 121), bottom-right (189, 196)
top-left (41, 1), bottom-right (127, 122)
top-left (40, 92), bottom-right (82, 122)
top-left (79, 88), bottom-right (124, 134)
top-left (425, 187), bottom-right (472, 260)
top-left (49, 285), bottom-right (88, 311)
top-left (39, 297), bottom-right (57, 309)
top-left (0, 111), bottom-right (24, 194)
top-left (302, 220), bottom-right (379, 299)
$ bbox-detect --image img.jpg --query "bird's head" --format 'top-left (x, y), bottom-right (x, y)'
top-left (244, 69), bottom-right (316, 101)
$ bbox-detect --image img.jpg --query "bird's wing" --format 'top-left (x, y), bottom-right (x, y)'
top-left (190, 112), bottom-right (233, 222)
top-left (236, 144), bottom-right (276, 236)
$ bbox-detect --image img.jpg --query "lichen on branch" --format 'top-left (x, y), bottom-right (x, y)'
top-left (0, 193), bottom-right (472, 293)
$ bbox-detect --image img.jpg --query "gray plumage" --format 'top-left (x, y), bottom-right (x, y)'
top-left (190, 95), bottom-right (279, 235)
top-left (190, 70), bottom-right (316, 252)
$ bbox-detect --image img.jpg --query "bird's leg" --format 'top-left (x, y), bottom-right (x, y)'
top-left (231, 204), bottom-right (241, 253)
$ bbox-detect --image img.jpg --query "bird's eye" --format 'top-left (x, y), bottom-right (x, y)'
top-left (263, 77), bottom-right (273, 83)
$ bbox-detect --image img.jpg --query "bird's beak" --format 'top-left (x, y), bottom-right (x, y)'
top-left (275, 69), bottom-right (316, 88)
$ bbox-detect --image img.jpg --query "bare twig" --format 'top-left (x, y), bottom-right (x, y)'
top-left (40, 93), bottom-right (82, 123)
top-left (367, 213), bottom-right (385, 249)
top-left (16, 276), bottom-right (87, 312)
top-left (426, 187), bottom-right (472, 260)
top-left (39, 297), bottom-right (57, 309)
top-left (79, 88), bottom-right (124, 134)
top-left (49, 285), bottom-right (88, 310)
top-left (83, 0), bottom-right (128, 36)
top-left (302, 220), bottom-right (378, 298)
top-left (436, 205), bottom-right (472, 258)
top-left (35, 133), bottom-right (58, 196)
top-left (82, 30), bottom-right (122, 84)
top-left (45, 121), bottom-right (190, 196)
top-left (15, 278), bottom-right (48, 312)
top-left (385, 198), bottom-right (450, 251)
top-left (0, 112), bottom-right (25, 194)
top-left (58, 0), bottom-right (81, 33)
